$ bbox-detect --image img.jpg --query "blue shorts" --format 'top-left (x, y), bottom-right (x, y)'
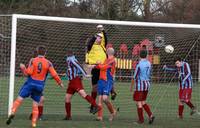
top-left (97, 80), bottom-right (110, 96)
top-left (19, 77), bottom-right (44, 103)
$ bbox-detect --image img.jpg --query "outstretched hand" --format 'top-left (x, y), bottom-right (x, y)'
top-left (59, 83), bottom-right (64, 88)
top-left (20, 63), bottom-right (26, 69)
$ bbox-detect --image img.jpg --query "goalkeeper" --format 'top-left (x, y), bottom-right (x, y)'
top-left (86, 25), bottom-right (117, 113)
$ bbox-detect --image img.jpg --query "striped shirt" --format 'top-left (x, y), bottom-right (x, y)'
top-left (164, 61), bottom-right (193, 89)
top-left (134, 59), bottom-right (151, 91)
top-left (66, 55), bottom-right (87, 80)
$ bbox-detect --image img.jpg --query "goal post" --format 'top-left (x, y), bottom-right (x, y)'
top-left (5, 14), bottom-right (200, 117)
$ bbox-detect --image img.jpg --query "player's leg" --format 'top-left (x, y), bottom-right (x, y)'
top-left (141, 91), bottom-right (155, 124)
top-left (38, 95), bottom-right (44, 120)
top-left (6, 82), bottom-right (31, 125)
top-left (90, 68), bottom-right (99, 112)
top-left (64, 93), bottom-right (73, 120)
top-left (102, 95), bottom-right (116, 121)
top-left (178, 89), bottom-right (185, 118)
top-left (133, 91), bottom-right (144, 124)
top-left (31, 101), bottom-right (39, 128)
top-left (183, 89), bottom-right (196, 115)
top-left (30, 86), bottom-right (45, 128)
top-left (136, 101), bottom-right (144, 124)
top-left (78, 89), bottom-right (99, 114)
top-left (142, 101), bottom-right (154, 124)
top-left (6, 96), bottom-right (24, 125)
top-left (96, 95), bottom-right (103, 121)
top-left (178, 99), bottom-right (184, 119)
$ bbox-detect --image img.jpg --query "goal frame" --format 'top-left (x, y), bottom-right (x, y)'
top-left (9, 14), bottom-right (200, 115)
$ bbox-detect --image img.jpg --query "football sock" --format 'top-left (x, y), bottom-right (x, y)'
top-left (137, 107), bottom-right (144, 122)
top-left (91, 92), bottom-right (97, 101)
top-left (85, 95), bottom-right (97, 107)
top-left (32, 104), bottom-right (38, 126)
top-left (97, 105), bottom-right (103, 118)
top-left (11, 98), bottom-right (23, 114)
top-left (185, 101), bottom-right (194, 109)
top-left (65, 102), bottom-right (71, 118)
top-left (143, 104), bottom-right (152, 117)
top-left (38, 105), bottom-right (43, 117)
top-left (178, 105), bottom-right (184, 117)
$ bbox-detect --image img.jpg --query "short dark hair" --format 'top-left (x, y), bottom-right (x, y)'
top-left (66, 49), bottom-right (73, 56)
top-left (36, 45), bottom-right (46, 56)
top-left (174, 57), bottom-right (182, 63)
top-left (140, 50), bottom-right (147, 58)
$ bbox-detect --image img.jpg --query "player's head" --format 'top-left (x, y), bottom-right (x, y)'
top-left (106, 47), bottom-right (115, 56)
top-left (96, 33), bottom-right (103, 43)
top-left (66, 49), bottom-right (73, 57)
top-left (96, 24), bottom-right (104, 32)
top-left (140, 50), bottom-right (147, 59)
top-left (36, 45), bottom-right (46, 56)
top-left (174, 57), bottom-right (182, 67)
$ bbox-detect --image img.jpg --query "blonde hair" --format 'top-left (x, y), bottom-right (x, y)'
top-left (106, 47), bottom-right (115, 56)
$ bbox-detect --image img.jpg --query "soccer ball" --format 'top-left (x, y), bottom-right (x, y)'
top-left (165, 45), bottom-right (174, 53)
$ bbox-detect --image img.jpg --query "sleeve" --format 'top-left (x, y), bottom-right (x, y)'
top-left (182, 63), bottom-right (191, 82)
top-left (87, 36), bottom-right (96, 52)
top-left (163, 66), bottom-right (177, 72)
top-left (133, 64), bottom-right (140, 80)
top-left (71, 59), bottom-right (87, 76)
top-left (95, 64), bottom-right (111, 70)
top-left (48, 62), bottom-right (62, 85)
top-left (24, 58), bottom-right (34, 75)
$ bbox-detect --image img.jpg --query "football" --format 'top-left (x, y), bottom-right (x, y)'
top-left (165, 45), bottom-right (174, 53)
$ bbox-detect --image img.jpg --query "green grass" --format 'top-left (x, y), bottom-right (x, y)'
top-left (1, 77), bottom-right (200, 128)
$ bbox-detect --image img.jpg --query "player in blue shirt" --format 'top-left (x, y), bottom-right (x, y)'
top-left (130, 50), bottom-right (154, 124)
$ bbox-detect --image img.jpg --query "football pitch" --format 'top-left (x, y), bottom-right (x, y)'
top-left (0, 78), bottom-right (200, 128)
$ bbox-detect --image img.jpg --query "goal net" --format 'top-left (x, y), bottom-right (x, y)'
top-left (1, 14), bottom-right (200, 121)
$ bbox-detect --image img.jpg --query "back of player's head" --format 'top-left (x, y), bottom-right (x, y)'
top-left (106, 47), bottom-right (115, 56)
top-left (140, 50), bottom-right (147, 58)
top-left (36, 45), bottom-right (46, 56)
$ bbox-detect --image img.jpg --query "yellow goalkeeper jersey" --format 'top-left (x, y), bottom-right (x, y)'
top-left (86, 32), bottom-right (106, 64)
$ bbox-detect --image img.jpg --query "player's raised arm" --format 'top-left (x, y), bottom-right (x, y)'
top-left (163, 65), bottom-right (177, 72)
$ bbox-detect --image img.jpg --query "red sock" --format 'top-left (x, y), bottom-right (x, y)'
top-left (178, 105), bottom-right (184, 117)
top-left (185, 101), bottom-right (194, 109)
top-left (38, 106), bottom-right (43, 117)
top-left (65, 102), bottom-right (71, 118)
top-left (143, 104), bottom-right (152, 118)
top-left (91, 92), bottom-right (97, 100)
top-left (137, 107), bottom-right (144, 123)
top-left (85, 95), bottom-right (97, 107)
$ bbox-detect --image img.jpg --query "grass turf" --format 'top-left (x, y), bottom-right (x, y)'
top-left (0, 77), bottom-right (200, 128)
